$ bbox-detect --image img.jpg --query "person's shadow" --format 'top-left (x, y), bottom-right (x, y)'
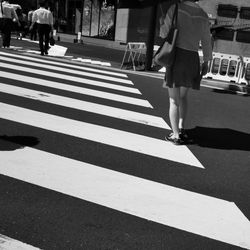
top-left (0, 135), bottom-right (39, 151)
top-left (187, 126), bottom-right (250, 151)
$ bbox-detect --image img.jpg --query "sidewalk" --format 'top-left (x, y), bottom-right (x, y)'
top-left (5, 34), bottom-right (126, 68)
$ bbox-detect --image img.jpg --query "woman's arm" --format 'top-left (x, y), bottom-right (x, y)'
top-left (201, 18), bottom-right (213, 63)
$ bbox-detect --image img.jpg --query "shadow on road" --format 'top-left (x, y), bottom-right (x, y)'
top-left (0, 135), bottom-right (39, 151)
top-left (187, 126), bottom-right (250, 151)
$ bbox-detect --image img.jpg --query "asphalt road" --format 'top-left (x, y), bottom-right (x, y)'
top-left (5, 37), bottom-right (125, 68)
top-left (0, 48), bottom-right (249, 250)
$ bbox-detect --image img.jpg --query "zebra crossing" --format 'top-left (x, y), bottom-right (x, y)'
top-left (0, 51), bottom-right (250, 250)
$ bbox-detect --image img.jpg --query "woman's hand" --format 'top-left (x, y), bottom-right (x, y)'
top-left (201, 61), bottom-right (209, 76)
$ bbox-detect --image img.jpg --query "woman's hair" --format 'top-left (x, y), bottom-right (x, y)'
top-left (39, 0), bottom-right (46, 7)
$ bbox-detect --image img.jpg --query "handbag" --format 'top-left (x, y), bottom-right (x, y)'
top-left (49, 36), bottom-right (55, 46)
top-left (154, 4), bottom-right (178, 67)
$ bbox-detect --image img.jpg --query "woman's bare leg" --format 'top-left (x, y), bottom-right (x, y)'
top-left (168, 87), bottom-right (180, 138)
top-left (179, 87), bottom-right (189, 129)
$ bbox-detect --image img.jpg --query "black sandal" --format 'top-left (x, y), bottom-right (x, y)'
top-left (165, 134), bottom-right (184, 145)
top-left (179, 129), bottom-right (189, 141)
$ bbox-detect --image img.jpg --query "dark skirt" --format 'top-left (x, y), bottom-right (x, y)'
top-left (164, 47), bottom-right (201, 90)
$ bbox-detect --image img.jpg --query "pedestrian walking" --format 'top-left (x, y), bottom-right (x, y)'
top-left (15, 7), bottom-right (28, 40)
top-left (160, 0), bottom-right (212, 145)
top-left (28, 6), bottom-right (37, 40)
top-left (0, 0), bottom-right (20, 48)
top-left (30, 0), bottom-right (53, 56)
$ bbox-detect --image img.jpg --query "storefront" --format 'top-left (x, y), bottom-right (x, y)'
top-left (49, 0), bottom-right (116, 40)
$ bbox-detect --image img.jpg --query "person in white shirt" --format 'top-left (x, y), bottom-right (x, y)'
top-left (30, 0), bottom-right (53, 55)
top-left (160, 0), bottom-right (212, 145)
top-left (0, 0), bottom-right (20, 48)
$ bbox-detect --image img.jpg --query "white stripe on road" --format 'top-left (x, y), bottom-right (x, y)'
top-left (0, 234), bottom-right (40, 250)
top-left (0, 71), bottom-right (151, 107)
top-left (0, 55), bottom-right (133, 85)
top-left (0, 83), bottom-right (169, 129)
top-left (0, 62), bottom-right (136, 94)
top-left (0, 102), bottom-right (202, 168)
top-left (14, 38), bottom-right (68, 57)
top-left (0, 147), bottom-right (249, 249)
top-left (0, 51), bottom-right (127, 78)
top-left (0, 69), bottom-right (140, 95)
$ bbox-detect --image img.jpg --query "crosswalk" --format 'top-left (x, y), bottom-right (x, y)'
top-left (0, 50), bottom-right (250, 250)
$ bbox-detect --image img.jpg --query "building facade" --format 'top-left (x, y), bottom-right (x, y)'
top-left (200, 0), bottom-right (250, 57)
top-left (48, 0), bottom-right (118, 40)
top-left (13, 0), bottom-right (250, 55)
top-left (48, 0), bottom-right (157, 44)
top-left (14, 0), bottom-right (159, 43)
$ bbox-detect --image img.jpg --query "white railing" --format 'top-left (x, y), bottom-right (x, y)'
top-left (204, 52), bottom-right (250, 86)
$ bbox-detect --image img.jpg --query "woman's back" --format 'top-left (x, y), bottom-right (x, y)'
top-left (161, 1), bottom-right (212, 62)
top-left (177, 2), bottom-right (208, 50)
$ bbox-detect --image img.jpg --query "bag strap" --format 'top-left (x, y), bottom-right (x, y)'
top-left (159, 4), bottom-right (164, 16)
top-left (1, 0), bottom-right (3, 17)
top-left (171, 3), bottom-right (178, 29)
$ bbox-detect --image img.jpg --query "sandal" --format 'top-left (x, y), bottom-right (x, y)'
top-left (165, 134), bottom-right (184, 145)
top-left (179, 128), bottom-right (189, 141)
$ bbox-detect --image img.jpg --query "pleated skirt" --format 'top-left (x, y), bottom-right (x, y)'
top-left (164, 47), bottom-right (201, 90)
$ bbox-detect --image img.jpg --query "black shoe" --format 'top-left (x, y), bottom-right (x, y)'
top-left (41, 52), bottom-right (44, 56)
top-left (179, 129), bottom-right (189, 141)
top-left (165, 134), bottom-right (184, 145)
top-left (45, 50), bottom-right (48, 55)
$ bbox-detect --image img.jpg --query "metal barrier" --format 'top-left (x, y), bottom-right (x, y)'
top-left (120, 42), bottom-right (146, 70)
top-left (205, 52), bottom-right (242, 83)
top-left (239, 57), bottom-right (250, 85)
top-left (204, 52), bottom-right (250, 86)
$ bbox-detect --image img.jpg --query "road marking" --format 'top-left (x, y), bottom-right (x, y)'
top-left (0, 234), bottom-right (40, 250)
top-left (0, 102), bottom-right (202, 167)
top-left (100, 62), bottom-right (111, 67)
top-left (15, 37), bottom-right (68, 57)
top-left (0, 62), bottom-right (136, 94)
top-left (0, 83), bottom-right (168, 129)
top-left (0, 68), bottom-right (139, 95)
top-left (0, 147), bottom-right (249, 249)
top-left (0, 51), bottom-right (127, 78)
top-left (0, 71), bottom-right (151, 108)
top-left (72, 58), bottom-right (112, 67)
top-left (0, 55), bottom-right (132, 85)
top-left (47, 44), bottom-right (68, 57)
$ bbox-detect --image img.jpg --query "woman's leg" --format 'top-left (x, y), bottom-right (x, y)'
top-left (168, 87), bottom-right (180, 138)
top-left (179, 87), bottom-right (189, 130)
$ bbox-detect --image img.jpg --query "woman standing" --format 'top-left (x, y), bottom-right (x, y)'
top-left (160, 0), bottom-right (212, 145)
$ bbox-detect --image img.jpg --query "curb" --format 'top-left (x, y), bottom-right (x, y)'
top-left (202, 79), bottom-right (250, 95)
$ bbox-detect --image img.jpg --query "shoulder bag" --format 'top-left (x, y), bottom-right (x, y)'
top-left (154, 4), bottom-right (178, 68)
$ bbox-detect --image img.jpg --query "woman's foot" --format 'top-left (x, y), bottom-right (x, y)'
top-left (179, 128), bottom-right (194, 143)
top-left (179, 128), bottom-right (189, 141)
top-left (165, 133), bottom-right (184, 145)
